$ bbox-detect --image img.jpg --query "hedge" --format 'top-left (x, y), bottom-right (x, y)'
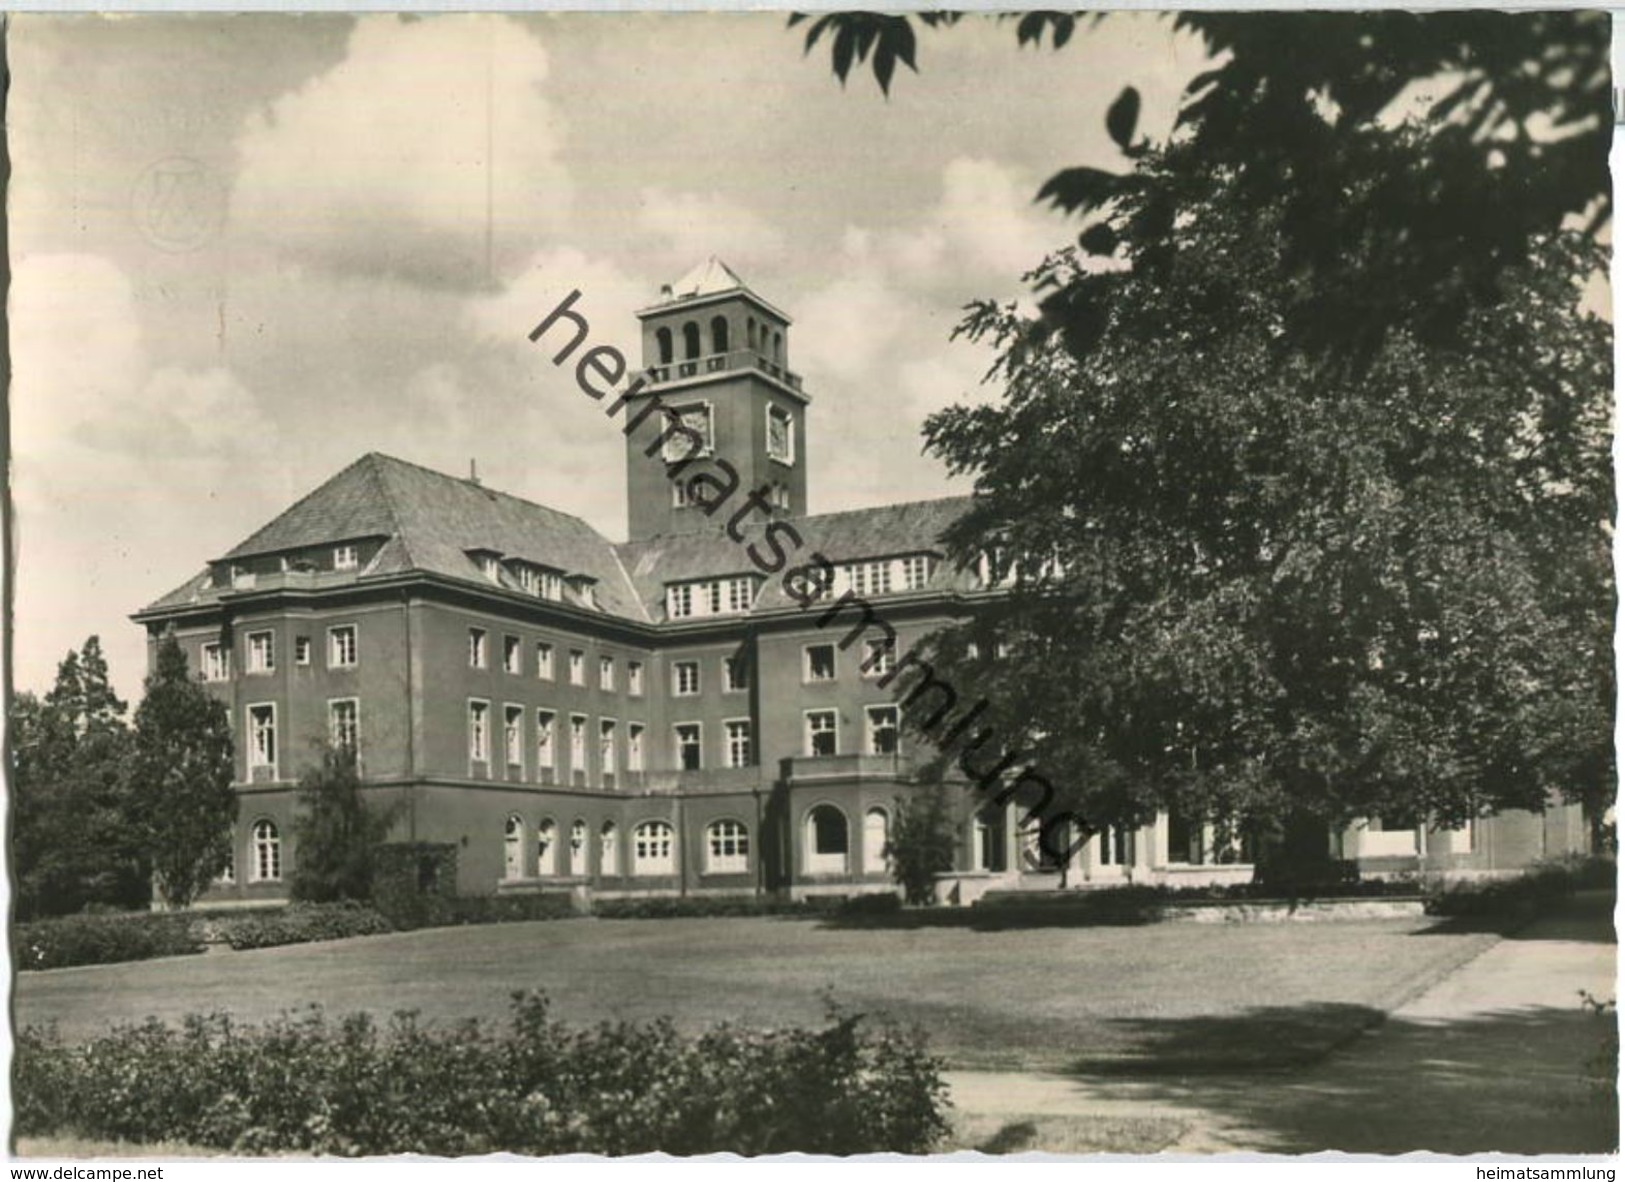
top-left (1422, 855), bottom-right (1615, 918)
top-left (14, 993), bottom-right (950, 1156)
top-left (220, 902), bottom-right (396, 950)
top-left (12, 912), bottom-right (203, 971)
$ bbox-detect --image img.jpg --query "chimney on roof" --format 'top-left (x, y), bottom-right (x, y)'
top-left (659, 283), bottom-right (673, 299)
top-left (468, 459), bottom-right (480, 486)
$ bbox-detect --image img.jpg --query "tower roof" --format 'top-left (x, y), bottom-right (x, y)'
top-left (639, 256), bottom-right (790, 323)
top-left (669, 256), bottom-right (747, 299)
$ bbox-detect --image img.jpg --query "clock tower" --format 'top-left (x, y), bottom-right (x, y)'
top-left (624, 259), bottom-right (809, 540)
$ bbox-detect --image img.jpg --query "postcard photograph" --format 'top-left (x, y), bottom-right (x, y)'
top-left (4, 9), bottom-right (1617, 1161)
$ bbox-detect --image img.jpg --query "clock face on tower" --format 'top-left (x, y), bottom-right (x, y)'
top-left (626, 259), bottom-right (809, 540)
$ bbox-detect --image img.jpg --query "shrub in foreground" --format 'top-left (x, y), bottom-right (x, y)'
top-left (14, 993), bottom-right (950, 1156)
top-left (12, 912), bottom-right (203, 971)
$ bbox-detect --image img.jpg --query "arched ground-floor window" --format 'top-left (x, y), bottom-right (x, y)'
top-left (634, 820), bottom-right (675, 875)
top-left (805, 805), bottom-right (849, 875)
top-left (600, 821), bottom-right (620, 876)
top-left (706, 818), bottom-right (750, 874)
top-left (250, 819), bottom-right (281, 882)
top-left (863, 807), bottom-right (889, 874)
top-left (504, 814), bottom-right (525, 880)
top-left (536, 819), bottom-right (557, 876)
top-left (569, 820), bottom-right (588, 876)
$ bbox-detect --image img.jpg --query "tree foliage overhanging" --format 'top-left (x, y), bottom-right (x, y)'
top-left (912, 143), bottom-right (1612, 838)
top-left (793, 10), bottom-right (1609, 362)
top-left (797, 11), bottom-right (1613, 846)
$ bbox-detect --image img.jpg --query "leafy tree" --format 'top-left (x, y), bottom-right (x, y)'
top-left (886, 786), bottom-right (958, 905)
top-left (903, 141), bottom-right (1611, 855)
top-left (793, 11), bottom-right (1608, 363)
top-left (10, 638), bottom-right (145, 918)
top-left (129, 633), bottom-right (237, 908)
top-left (289, 743), bottom-right (398, 903)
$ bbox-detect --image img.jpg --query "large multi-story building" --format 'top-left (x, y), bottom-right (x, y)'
top-left (134, 260), bottom-right (1588, 905)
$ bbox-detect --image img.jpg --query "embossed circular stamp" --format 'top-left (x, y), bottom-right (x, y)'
top-left (130, 157), bottom-right (224, 252)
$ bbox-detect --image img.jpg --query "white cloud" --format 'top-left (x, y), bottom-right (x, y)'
top-left (634, 187), bottom-right (785, 275)
top-left (12, 252), bottom-right (283, 700)
top-left (231, 15), bottom-right (570, 288)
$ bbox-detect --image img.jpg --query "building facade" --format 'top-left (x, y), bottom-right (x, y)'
top-left (133, 260), bottom-right (1587, 905)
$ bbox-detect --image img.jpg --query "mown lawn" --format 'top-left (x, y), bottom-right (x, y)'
top-left (14, 913), bottom-right (1496, 1073)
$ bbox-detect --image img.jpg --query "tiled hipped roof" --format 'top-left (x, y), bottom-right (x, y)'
top-left (139, 453), bottom-right (972, 623)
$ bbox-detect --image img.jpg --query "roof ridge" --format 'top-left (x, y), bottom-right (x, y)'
top-left (366, 451), bottom-right (614, 541)
top-left (363, 453), bottom-right (417, 571)
top-left (617, 493), bottom-right (974, 544)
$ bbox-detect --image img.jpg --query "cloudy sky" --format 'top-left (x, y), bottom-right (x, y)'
top-left (10, 13), bottom-right (1211, 701)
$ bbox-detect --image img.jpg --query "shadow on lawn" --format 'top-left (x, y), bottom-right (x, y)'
top-left (1064, 1003), bottom-right (1619, 1155)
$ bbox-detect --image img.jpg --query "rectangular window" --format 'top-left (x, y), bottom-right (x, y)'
top-left (667, 583), bottom-right (694, 619)
top-left (468, 701), bottom-right (490, 762)
top-left (767, 404), bottom-right (795, 464)
top-left (599, 656), bottom-right (615, 691)
top-left (672, 480), bottom-right (694, 509)
top-left (866, 705), bottom-right (900, 756)
top-left (725, 720), bottom-right (753, 769)
top-left (536, 710), bottom-right (555, 771)
top-left (900, 554), bottom-right (933, 591)
top-left (294, 637), bottom-right (312, 666)
top-left (570, 715), bottom-right (588, 772)
top-left (627, 660), bottom-right (644, 696)
top-left (202, 642), bottom-right (230, 682)
top-left (248, 704), bottom-right (277, 770)
top-left (537, 642), bottom-right (554, 680)
top-left (329, 699), bottom-right (359, 752)
top-left (478, 554), bottom-right (501, 583)
top-left (860, 637), bottom-right (896, 678)
top-left (628, 723), bottom-right (645, 772)
top-left (727, 576), bottom-right (755, 613)
top-left (247, 631), bottom-right (275, 674)
top-left (673, 660), bottom-right (700, 696)
top-left (805, 710), bottom-right (837, 758)
top-left (328, 625), bottom-right (358, 669)
top-left (723, 654), bottom-right (750, 693)
top-left (804, 644), bottom-right (836, 682)
top-left (334, 544), bottom-right (359, 571)
top-left (569, 649), bottom-right (585, 686)
top-left (503, 636), bottom-right (522, 675)
top-left (600, 720), bottom-right (617, 777)
top-left (504, 705), bottom-right (524, 767)
top-left (675, 723), bottom-right (703, 771)
top-left (469, 628), bottom-right (487, 669)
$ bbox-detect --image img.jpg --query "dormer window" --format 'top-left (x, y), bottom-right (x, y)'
top-left (517, 564), bottom-right (563, 601)
top-left (466, 549), bottom-right (505, 585)
top-left (334, 544), bottom-right (359, 571)
top-left (566, 575), bottom-right (600, 610)
top-left (231, 564), bottom-right (256, 590)
top-left (767, 405), bottom-right (795, 465)
top-left (666, 575), bottom-right (756, 620)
